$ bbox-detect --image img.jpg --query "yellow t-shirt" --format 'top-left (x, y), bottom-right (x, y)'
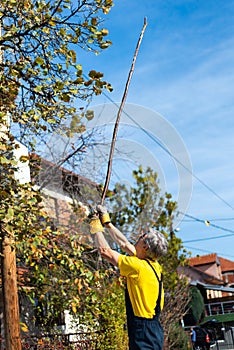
top-left (118, 255), bottom-right (164, 318)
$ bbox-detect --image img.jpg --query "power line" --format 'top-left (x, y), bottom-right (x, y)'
top-left (86, 83), bottom-right (234, 256)
top-left (184, 245), bottom-right (234, 259)
top-left (87, 108), bottom-right (234, 240)
top-left (183, 232), bottom-right (234, 243)
top-left (93, 89), bottom-right (234, 212)
top-left (182, 217), bottom-right (234, 223)
top-left (86, 120), bottom-right (234, 249)
top-left (179, 211), bottom-right (234, 235)
top-left (204, 217), bottom-right (234, 222)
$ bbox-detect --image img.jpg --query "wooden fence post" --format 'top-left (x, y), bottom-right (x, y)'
top-left (1, 229), bottom-right (22, 350)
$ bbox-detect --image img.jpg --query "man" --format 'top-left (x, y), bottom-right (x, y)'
top-left (90, 205), bottom-right (168, 350)
top-left (190, 327), bottom-right (196, 349)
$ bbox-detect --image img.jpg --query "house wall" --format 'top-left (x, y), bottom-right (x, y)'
top-left (178, 266), bottom-right (204, 283)
top-left (223, 272), bottom-right (234, 285)
top-left (222, 272), bottom-right (234, 297)
top-left (196, 263), bottom-right (222, 280)
top-left (207, 289), bottom-right (222, 299)
top-left (13, 141), bottom-right (31, 184)
top-left (40, 187), bottom-right (92, 246)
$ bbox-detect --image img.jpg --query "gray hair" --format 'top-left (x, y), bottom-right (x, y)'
top-left (144, 228), bottom-right (168, 260)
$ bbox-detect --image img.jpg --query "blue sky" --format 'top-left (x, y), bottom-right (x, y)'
top-left (77, 0), bottom-right (234, 259)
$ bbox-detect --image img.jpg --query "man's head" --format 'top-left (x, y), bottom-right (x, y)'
top-left (137, 228), bottom-right (168, 260)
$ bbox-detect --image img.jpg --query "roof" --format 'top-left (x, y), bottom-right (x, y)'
top-left (179, 265), bottom-right (224, 285)
top-left (30, 153), bottom-right (99, 189)
top-left (201, 313), bottom-right (234, 324)
top-left (189, 253), bottom-right (220, 267)
top-left (189, 254), bottom-right (234, 275)
top-left (190, 280), bottom-right (234, 292)
top-left (219, 257), bottom-right (234, 273)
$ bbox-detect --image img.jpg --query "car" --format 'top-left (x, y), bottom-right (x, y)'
top-left (193, 326), bottom-right (215, 350)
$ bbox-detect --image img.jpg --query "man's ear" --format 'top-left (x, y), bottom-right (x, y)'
top-left (143, 244), bottom-right (149, 251)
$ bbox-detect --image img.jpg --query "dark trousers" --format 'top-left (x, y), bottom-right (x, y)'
top-left (125, 289), bottom-right (164, 350)
top-left (128, 315), bottom-right (164, 350)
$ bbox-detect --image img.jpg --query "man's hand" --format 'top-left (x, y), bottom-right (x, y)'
top-left (89, 213), bottom-right (105, 235)
top-left (96, 205), bottom-right (111, 225)
top-left (96, 206), bottom-right (136, 256)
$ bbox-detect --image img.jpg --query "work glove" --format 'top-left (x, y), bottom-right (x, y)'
top-left (89, 213), bottom-right (105, 235)
top-left (96, 205), bottom-right (111, 225)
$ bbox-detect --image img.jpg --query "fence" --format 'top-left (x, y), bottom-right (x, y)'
top-left (205, 300), bottom-right (234, 316)
top-left (1, 332), bottom-right (101, 350)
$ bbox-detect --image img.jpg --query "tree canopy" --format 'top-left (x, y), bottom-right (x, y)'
top-left (1, 2), bottom-right (191, 347)
top-left (0, 0), bottom-right (114, 249)
top-left (0, 0), bottom-right (113, 143)
top-left (108, 166), bottom-right (191, 347)
top-left (0, 0), bottom-right (115, 341)
top-left (109, 165), bottom-right (188, 292)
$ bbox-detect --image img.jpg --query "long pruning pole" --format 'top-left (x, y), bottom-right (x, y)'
top-left (101, 17), bottom-right (147, 205)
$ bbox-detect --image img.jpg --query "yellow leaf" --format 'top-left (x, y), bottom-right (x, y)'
top-left (101, 28), bottom-right (109, 36)
top-left (77, 279), bottom-right (82, 293)
top-left (21, 323), bottom-right (29, 332)
top-left (71, 302), bottom-right (77, 313)
top-left (49, 20), bottom-right (55, 26)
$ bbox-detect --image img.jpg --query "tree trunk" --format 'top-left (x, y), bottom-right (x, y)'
top-left (1, 231), bottom-right (22, 350)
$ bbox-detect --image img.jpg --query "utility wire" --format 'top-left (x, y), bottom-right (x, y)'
top-left (200, 217), bottom-right (234, 222)
top-left (91, 89), bottom-right (234, 211)
top-left (182, 217), bottom-right (234, 222)
top-left (184, 246), bottom-right (234, 259)
top-left (179, 211), bottom-right (234, 235)
top-left (89, 100), bottom-right (234, 250)
top-left (83, 80), bottom-right (234, 255)
top-left (183, 232), bottom-right (234, 243)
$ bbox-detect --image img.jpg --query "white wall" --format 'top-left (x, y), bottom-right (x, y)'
top-left (13, 141), bottom-right (31, 184)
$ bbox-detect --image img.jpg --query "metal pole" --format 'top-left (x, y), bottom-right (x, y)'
top-left (231, 327), bottom-right (234, 347)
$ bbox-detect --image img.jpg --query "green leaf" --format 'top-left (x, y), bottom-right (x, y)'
top-left (6, 208), bottom-right (14, 221)
top-left (19, 155), bottom-right (29, 162)
top-left (60, 93), bottom-right (70, 102)
top-left (85, 110), bottom-right (94, 120)
top-left (73, 77), bottom-right (83, 84)
top-left (35, 57), bottom-right (45, 66)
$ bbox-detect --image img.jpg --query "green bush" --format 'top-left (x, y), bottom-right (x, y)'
top-left (78, 276), bottom-right (128, 350)
top-left (167, 323), bottom-right (191, 350)
top-left (183, 287), bottom-right (205, 325)
top-left (95, 279), bottom-right (128, 350)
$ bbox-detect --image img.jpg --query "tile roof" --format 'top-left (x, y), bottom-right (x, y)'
top-left (189, 254), bottom-right (234, 274)
top-left (178, 265), bottom-right (224, 285)
top-left (189, 253), bottom-right (219, 266)
top-left (219, 257), bottom-right (234, 272)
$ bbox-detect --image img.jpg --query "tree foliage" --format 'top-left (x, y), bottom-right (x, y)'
top-left (109, 165), bottom-right (188, 292)
top-left (0, 0), bottom-right (113, 143)
top-left (183, 287), bottom-right (205, 326)
top-left (0, 0), bottom-right (115, 337)
top-left (0, 2), bottom-right (191, 347)
top-left (78, 275), bottom-right (128, 350)
top-left (108, 165), bottom-right (191, 345)
top-left (161, 282), bottom-right (191, 349)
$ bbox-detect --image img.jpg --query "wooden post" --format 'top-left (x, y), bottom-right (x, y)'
top-left (1, 229), bottom-right (22, 350)
top-left (0, 17), bottom-right (22, 350)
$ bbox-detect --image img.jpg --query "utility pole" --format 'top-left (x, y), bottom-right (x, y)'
top-left (1, 228), bottom-right (22, 350)
top-left (0, 19), bottom-right (22, 350)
